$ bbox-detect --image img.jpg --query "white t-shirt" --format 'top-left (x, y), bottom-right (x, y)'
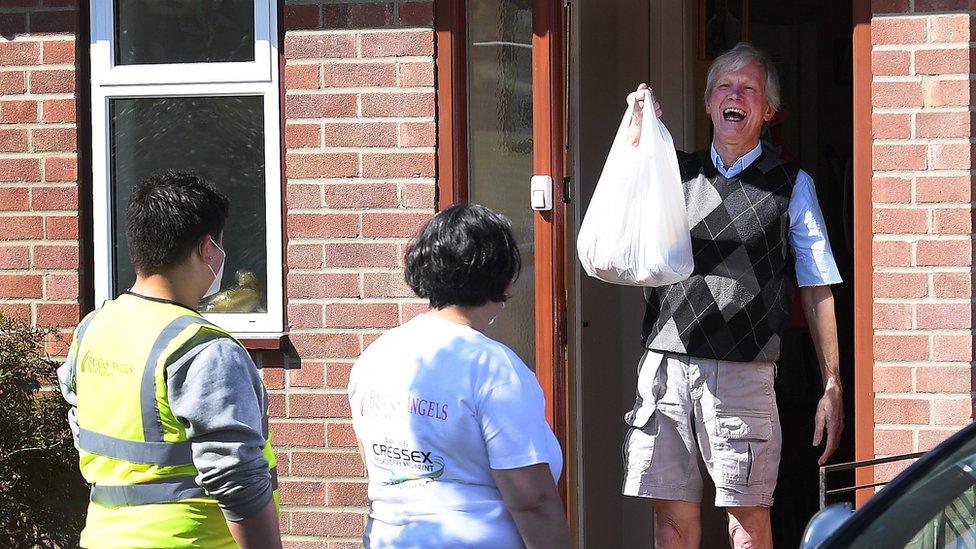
top-left (348, 313), bottom-right (563, 549)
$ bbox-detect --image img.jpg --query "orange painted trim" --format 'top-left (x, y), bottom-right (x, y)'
top-left (434, 0), bottom-right (467, 211)
top-left (852, 0), bottom-right (874, 507)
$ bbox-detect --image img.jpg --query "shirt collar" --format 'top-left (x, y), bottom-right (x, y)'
top-left (710, 142), bottom-right (763, 178)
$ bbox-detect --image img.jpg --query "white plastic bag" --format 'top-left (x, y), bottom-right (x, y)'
top-left (577, 90), bottom-right (694, 287)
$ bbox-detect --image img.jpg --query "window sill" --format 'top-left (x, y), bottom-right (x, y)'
top-left (238, 332), bottom-right (289, 351)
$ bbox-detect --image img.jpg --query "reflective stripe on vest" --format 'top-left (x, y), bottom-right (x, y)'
top-left (90, 467), bottom-right (279, 506)
top-left (79, 428), bottom-right (192, 466)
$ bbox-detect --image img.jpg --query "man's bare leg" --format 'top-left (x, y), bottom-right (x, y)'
top-left (651, 500), bottom-right (701, 549)
top-left (726, 506), bottom-right (772, 549)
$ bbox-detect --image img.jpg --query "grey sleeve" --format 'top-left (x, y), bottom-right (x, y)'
top-left (167, 338), bottom-right (272, 522)
top-left (56, 358), bottom-right (79, 447)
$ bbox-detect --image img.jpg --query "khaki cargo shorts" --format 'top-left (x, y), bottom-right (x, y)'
top-left (622, 349), bottom-right (782, 508)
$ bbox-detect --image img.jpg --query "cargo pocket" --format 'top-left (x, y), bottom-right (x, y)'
top-left (713, 413), bottom-right (772, 487)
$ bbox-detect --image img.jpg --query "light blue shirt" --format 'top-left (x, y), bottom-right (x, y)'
top-left (710, 143), bottom-right (842, 287)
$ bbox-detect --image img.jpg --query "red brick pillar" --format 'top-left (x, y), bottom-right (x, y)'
top-left (0, 3), bottom-right (80, 353)
top-left (871, 3), bottom-right (975, 465)
top-left (274, 2), bottom-right (435, 545)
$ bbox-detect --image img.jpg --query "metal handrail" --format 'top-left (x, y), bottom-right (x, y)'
top-left (819, 451), bottom-right (927, 509)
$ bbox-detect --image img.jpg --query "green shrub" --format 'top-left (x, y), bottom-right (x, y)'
top-left (0, 314), bottom-right (87, 548)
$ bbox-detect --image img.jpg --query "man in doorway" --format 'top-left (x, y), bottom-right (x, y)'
top-left (623, 42), bottom-right (843, 549)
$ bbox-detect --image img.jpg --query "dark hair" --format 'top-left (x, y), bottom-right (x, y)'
top-left (405, 203), bottom-right (521, 308)
top-left (125, 171), bottom-right (229, 276)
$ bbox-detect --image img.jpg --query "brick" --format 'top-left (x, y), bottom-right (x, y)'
top-left (322, 122), bottom-right (397, 147)
top-left (36, 302), bottom-right (79, 328)
top-left (930, 14), bottom-right (971, 42)
top-left (874, 429), bottom-right (913, 456)
top-left (31, 186), bottom-right (77, 210)
top-left (917, 302), bottom-right (972, 329)
top-left (284, 64), bottom-right (320, 90)
top-left (42, 99), bottom-right (74, 122)
top-left (285, 93), bottom-right (356, 119)
top-left (925, 78), bottom-right (969, 107)
top-left (401, 182), bottom-right (435, 207)
top-left (280, 480), bottom-right (326, 506)
top-left (872, 208), bottom-right (926, 234)
top-left (871, 50), bottom-right (910, 76)
top-left (289, 332), bottom-right (360, 359)
top-left (874, 398), bottom-right (929, 425)
top-left (932, 398), bottom-right (972, 425)
top-left (871, 17), bottom-right (926, 45)
top-left (874, 302), bottom-right (912, 329)
top-left (284, 34), bottom-right (357, 59)
top-left (0, 158), bottom-right (40, 182)
top-left (362, 92), bottom-right (435, 117)
top-left (262, 367), bottom-right (284, 390)
top-left (0, 129), bottom-right (28, 153)
top-left (932, 208), bottom-right (971, 234)
top-left (0, 72), bottom-right (26, 94)
top-left (287, 302), bottom-right (323, 329)
top-left (399, 122), bottom-right (435, 148)
top-left (286, 153), bottom-right (358, 178)
top-left (325, 242), bottom-right (398, 268)
top-left (29, 11), bottom-right (78, 34)
top-left (873, 366), bottom-right (913, 392)
top-left (285, 124), bottom-right (321, 149)
top-left (932, 335), bottom-right (972, 361)
top-left (268, 388), bottom-right (286, 417)
top-left (29, 69), bottom-right (73, 93)
top-left (930, 143), bottom-right (972, 170)
top-left (361, 212), bottom-right (430, 238)
top-left (286, 184), bottom-right (322, 209)
top-left (283, 4), bottom-right (319, 31)
top-left (917, 176), bottom-right (970, 203)
top-left (362, 152), bottom-right (435, 177)
top-left (915, 48), bottom-right (971, 75)
top-left (286, 243), bottom-right (323, 269)
top-left (269, 421), bottom-right (326, 447)
top-left (326, 362), bottom-right (353, 387)
top-left (919, 429), bottom-right (957, 451)
top-left (326, 422), bottom-right (357, 447)
top-left (0, 303), bottom-right (30, 321)
top-left (401, 302), bottom-right (429, 321)
top-left (0, 101), bottom-right (38, 124)
top-left (287, 273), bottom-right (359, 299)
top-left (288, 213), bottom-right (359, 238)
top-left (917, 111), bottom-right (971, 138)
top-left (916, 0), bottom-right (976, 11)
top-left (363, 332), bottom-right (383, 349)
top-left (917, 366), bottom-right (972, 392)
top-left (872, 144), bottom-right (925, 171)
top-left (0, 186), bottom-right (29, 210)
top-left (327, 481), bottom-right (368, 506)
top-left (916, 239), bottom-right (970, 266)
top-left (872, 177), bottom-right (911, 203)
top-left (874, 334), bottom-right (928, 361)
top-left (41, 39), bottom-right (74, 64)
top-left (322, 3), bottom-right (392, 29)
top-left (289, 393), bottom-right (350, 418)
top-left (290, 362), bottom-right (325, 387)
top-left (872, 113), bottom-right (910, 140)
top-left (872, 81), bottom-right (922, 108)
top-left (325, 182), bottom-right (398, 208)
top-left (291, 450), bottom-right (364, 477)
top-left (33, 244), bottom-right (78, 269)
top-left (361, 30), bottom-right (433, 57)
top-left (0, 41), bottom-right (40, 65)
top-left (933, 272), bottom-right (971, 298)
top-left (0, 274), bottom-right (42, 298)
top-left (290, 511), bottom-right (363, 537)
top-left (0, 246), bottom-right (28, 269)
top-left (0, 215), bottom-right (43, 240)
top-left (398, 61), bottom-right (434, 86)
top-left (0, 14), bottom-right (26, 36)
top-left (31, 127), bottom-right (76, 152)
top-left (363, 272), bottom-right (413, 298)
top-left (399, 1), bottom-right (434, 26)
top-left (44, 215), bottom-right (77, 239)
top-left (326, 303), bottom-right (398, 328)
top-left (873, 240), bottom-right (911, 267)
top-left (323, 62), bottom-right (396, 87)
top-left (44, 156), bottom-right (76, 182)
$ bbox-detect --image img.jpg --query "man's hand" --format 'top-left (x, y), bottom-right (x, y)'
top-left (627, 83), bottom-right (663, 146)
top-left (813, 380), bottom-right (844, 466)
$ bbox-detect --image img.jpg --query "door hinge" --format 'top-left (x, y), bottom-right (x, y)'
top-left (562, 176), bottom-right (572, 204)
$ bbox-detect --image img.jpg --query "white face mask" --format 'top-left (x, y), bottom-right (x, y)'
top-left (203, 237), bottom-right (225, 299)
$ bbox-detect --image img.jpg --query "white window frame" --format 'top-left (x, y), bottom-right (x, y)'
top-left (89, 0), bottom-right (284, 335)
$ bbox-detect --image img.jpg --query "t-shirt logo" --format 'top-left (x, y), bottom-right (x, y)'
top-left (371, 441), bottom-right (446, 485)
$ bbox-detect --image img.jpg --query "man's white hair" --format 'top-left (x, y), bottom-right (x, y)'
top-left (704, 42), bottom-right (781, 113)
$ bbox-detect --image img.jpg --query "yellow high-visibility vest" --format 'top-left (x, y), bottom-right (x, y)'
top-left (67, 293), bottom-right (278, 548)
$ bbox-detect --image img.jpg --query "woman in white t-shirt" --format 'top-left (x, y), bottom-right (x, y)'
top-left (348, 204), bottom-right (570, 549)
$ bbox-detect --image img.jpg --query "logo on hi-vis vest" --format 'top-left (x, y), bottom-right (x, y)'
top-left (371, 440), bottom-right (446, 485)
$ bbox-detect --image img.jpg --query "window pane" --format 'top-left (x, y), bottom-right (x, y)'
top-left (466, 0), bottom-right (535, 367)
top-left (110, 96), bottom-right (267, 314)
top-left (114, 0), bottom-right (255, 65)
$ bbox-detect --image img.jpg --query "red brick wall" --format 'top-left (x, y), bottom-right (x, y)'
top-left (0, 2), bottom-right (80, 354)
top-left (273, 1), bottom-right (435, 545)
top-left (871, 3), bottom-right (975, 466)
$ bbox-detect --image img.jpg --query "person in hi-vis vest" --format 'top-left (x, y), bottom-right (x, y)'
top-left (57, 171), bottom-right (282, 549)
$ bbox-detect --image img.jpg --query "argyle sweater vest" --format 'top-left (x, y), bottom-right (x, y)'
top-left (641, 149), bottom-right (800, 363)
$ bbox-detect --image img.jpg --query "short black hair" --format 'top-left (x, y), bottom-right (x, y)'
top-left (125, 171), bottom-right (229, 276)
top-left (405, 203), bottom-right (521, 308)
